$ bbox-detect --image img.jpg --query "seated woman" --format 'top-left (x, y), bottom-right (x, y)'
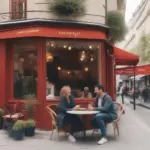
top-left (57, 86), bottom-right (83, 142)
top-left (81, 87), bottom-right (92, 98)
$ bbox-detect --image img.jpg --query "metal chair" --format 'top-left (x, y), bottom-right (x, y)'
top-left (46, 104), bottom-right (69, 140)
top-left (92, 102), bottom-right (125, 139)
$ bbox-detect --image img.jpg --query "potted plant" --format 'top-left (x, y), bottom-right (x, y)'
top-left (50, 0), bottom-right (85, 17)
top-left (0, 108), bottom-right (4, 130)
top-left (106, 11), bottom-right (127, 44)
top-left (25, 119), bottom-right (36, 136)
top-left (24, 101), bottom-right (39, 136)
top-left (12, 120), bottom-right (25, 140)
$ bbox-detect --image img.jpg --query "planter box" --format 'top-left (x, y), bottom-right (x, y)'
top-left (25, 127), bottom-right (35, 137)
top-left (5, 120), bottom-right (15, 137)
top-left (13, 130), bottom-right (24, 140)
top-left (0, 117), bottom-right (3, 130)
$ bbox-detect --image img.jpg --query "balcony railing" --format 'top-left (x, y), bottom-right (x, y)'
top-left (0, 10), bottom-right (105, 24)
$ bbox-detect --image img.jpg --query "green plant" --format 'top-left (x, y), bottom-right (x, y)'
top-left (130, 33), bottom-right (150, 64)
top-left (25, 119), bottom-right (36, 128)
top-left (106, 11), bottom-right (127, 44)
top-left (50, 0), bottom-right (85, 17)
top-left (24, 101), bottom-right (40, 119)
top-left (12, 120), bottom-right (25, 131)
top-left (0, 108), bottom-right (4, 117)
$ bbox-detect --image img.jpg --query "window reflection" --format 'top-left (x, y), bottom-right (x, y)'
top-left (46, 39), bottom-right (99, 99)
top-left (13, 41), bottom-right (37, 99)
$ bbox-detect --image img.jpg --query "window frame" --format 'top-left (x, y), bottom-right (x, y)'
top-left (6, 38), bottom-right (45, 102)
top-left (10, 0), bottom-right (27, 20)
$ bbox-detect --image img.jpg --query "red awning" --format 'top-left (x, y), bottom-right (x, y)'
top-left (115, 64), bottom-right (150, 75)
top-left (113, 46), bottom-right (139, 65)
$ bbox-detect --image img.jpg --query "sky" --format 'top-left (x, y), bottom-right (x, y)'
top-left (125, 0), bottom-right (143, 22)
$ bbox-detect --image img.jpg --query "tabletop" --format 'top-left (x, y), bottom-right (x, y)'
top-left (67, 110), bottom-right (99, 115)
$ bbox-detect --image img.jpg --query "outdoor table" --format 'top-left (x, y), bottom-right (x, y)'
top-left (67, 109), bottom-right (99, 138)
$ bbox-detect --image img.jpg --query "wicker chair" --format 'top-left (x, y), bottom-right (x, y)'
top-left (46, 104), bottom-right (69, 140)
top-left (91, 102), bottom-right (125, 139)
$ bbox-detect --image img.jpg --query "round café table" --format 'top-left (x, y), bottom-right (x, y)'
top-left (67, 110), bottom-right (99, 138)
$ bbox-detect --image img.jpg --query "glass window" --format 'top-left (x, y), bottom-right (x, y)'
top-left (11, 0), bottom-right (27, 20)
top-left (13, 40), bottom-right (37, 99)
top-left (45, 39), bottom-right (100, 99)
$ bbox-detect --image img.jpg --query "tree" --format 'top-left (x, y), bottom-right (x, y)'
top-left (106, 11), bottom-right (127, 44)
top-left (129, 34), bottom-right (150, 64)
top-left (137, 34), bottom-right (150, 64)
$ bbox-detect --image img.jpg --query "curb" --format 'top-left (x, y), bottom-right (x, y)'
top-left (130, 101), bottom-right (150, 109)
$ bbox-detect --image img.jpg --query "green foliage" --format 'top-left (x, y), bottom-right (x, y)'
top-left (13, 120), bottom-right (25, 131)
top-left (106, 11), bottom-right (127, 44)
top-left (24, 101), bottom-right (40, 119)
top-left (0, 108), bottom-right (4, 117)
top-left (137, 34), bottom-right (150, 63)
top-left (129, 33), bottom-right (150, 64)
top-left (25, 119), bottom-right (36, 128)
top-left (50, 0), bottom-right (85, 17)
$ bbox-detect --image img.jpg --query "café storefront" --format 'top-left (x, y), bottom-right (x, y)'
top-left (0, 19), bottom-right (139, 130)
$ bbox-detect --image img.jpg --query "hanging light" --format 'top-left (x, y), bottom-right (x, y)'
top-left (51, 43), bottom-right (54, 47)
top-left (89, 45), bottom-right (92, 49)
top-left (85, 67), bottom-right (89, 72)
top-left (57, 66), bottom-right (61, 71)
top-left (68, 46), bottom-right (72, 51)
top-left (80, 51), bottom-right (86, 62)
top-left (68, 71), bottom-right (70, 74)
top-left (46, 52), bottom-right (53, 62)
top-left (63, 45), bottom-right (67, 48)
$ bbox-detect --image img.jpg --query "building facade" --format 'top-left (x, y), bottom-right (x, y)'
top-left (117, 0), bottom-right (149, 51)
top-left (0, 0), bottom-right (129, 130)
top-left (0, 0), bottom-right (125, 24)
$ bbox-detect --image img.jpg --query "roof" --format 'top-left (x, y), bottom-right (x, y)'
top-left (0, 18), bottom-right (109, 31)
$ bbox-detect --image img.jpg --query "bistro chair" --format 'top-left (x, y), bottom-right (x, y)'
top-left (91, 102), bottom-right (125, 139)
top-left (46, 104), bottom-right (69, 140)
top-left (2, 101), bottom-right (24, 129)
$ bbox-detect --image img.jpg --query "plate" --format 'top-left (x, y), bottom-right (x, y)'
top-left (77, 108), bottom-right (87, 111)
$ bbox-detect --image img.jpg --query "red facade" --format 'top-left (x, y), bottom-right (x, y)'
top-left (0, 20), bottom-right (137, 130)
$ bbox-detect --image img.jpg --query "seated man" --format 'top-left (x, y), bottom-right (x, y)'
top-left (89, 84), bottom-right (117, 145)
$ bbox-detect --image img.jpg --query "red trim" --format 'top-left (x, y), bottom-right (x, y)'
top-left (100, 43), bottom-right (106, 90)
top-left (0, 27), bottom-right (107, 40)
top-left (6, 45), bottom-right (14, 101)
top-left (0, 40), bottom-right (6, 106)
top-left (115, 64), bottom-right (150, 75)
top-left (113, 46), bottom-right (139, 65)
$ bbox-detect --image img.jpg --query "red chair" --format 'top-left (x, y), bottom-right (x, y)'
top-left (3, 101), bottom-right (24, 126)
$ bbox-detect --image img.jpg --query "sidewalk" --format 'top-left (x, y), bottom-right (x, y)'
top-left (124, 95), bottom-right (150, 109)
top-left (1, 104), bottom-right (150, 150)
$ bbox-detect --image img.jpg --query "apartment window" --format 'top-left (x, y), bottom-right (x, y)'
top-left (11, 0), bottom-right (27, 19)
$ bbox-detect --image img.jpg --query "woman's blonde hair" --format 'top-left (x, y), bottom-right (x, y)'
top-left (60, 86), bottom-right (71, 97)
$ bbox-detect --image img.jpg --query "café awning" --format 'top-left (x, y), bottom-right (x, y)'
top-left (115, 64), bottom-right (150, 75)
top-left (113, 46), bottom-right (139, 65)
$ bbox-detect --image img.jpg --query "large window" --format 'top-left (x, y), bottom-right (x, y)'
top-left (11, 0), bottom-right (27, 20)
top-left (13, 40), bottom-right (37, 99)
top-left (45, 39), bottom-right (100, 99)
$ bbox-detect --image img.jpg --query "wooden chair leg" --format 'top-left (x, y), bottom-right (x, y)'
top-left (50, 126), bottom-right (54, 140)
top-left (113, 123), bottom-right (117, 139)
top-left (116, 123), bottom-right (119, 136)
top-left (57, 128), bottom-right (59, 140)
